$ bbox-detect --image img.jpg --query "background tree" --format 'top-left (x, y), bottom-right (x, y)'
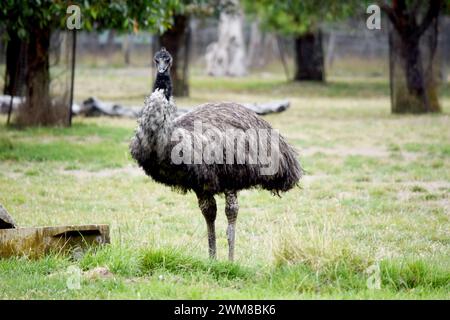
top-left (3, 28), bottom-right (26, 97)
top-left (157, 0), bottom-right (229, 97)
top-left (205, 0), bottom-right (247, 77)
top-left (0, 0), bottom-right (177, 127)
top-left (159, 14), bottom-right (191, 97)
top-left (380, 0), bottom-right (447, 113)
top-left (243, 0), bottom-right (359, 82)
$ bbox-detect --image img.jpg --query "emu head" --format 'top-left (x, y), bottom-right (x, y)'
top-left (154, 47), bottom-right (173, 74)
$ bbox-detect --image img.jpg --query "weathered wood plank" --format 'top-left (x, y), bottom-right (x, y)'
top-left (0, 224), bottom-right (110, 258)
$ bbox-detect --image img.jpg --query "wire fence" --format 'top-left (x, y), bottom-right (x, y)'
top-left (0, 16), bottom-right (449, 98)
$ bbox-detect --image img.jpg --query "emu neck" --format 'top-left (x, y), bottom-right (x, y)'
top-left (138, 91), bottom-right (176, 159)
top-left (153, 71), bottom-right (172, 100)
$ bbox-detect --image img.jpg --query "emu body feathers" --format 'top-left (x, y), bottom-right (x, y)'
top-left (130, 90), bottom-right (302, 196)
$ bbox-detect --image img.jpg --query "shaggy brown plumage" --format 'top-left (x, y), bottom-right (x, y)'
top-left (130, 49), bottom-right (302, 261)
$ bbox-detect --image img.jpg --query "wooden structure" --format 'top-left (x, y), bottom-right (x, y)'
top-left (0, 224), bottom-right (110, 258)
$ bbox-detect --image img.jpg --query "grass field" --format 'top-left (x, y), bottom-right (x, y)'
top-left (0, 67), bottom-right (449, 299)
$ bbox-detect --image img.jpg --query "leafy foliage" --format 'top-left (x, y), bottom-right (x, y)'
top-left (242, 0), bottom-right (365, 35)
top-left (0, 0), bottom-right (180, 38)
top-left (167, 0), bottom-right (237, 18)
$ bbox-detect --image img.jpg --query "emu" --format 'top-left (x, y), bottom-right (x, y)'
top-left (130, 48), bottom-right (302, 261)
top-left (152, 47), bottom-right (172, 100)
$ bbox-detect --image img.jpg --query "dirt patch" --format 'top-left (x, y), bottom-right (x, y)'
top-left (401, 181), bottom-right (450, 193)
top-left (301, 145), bottom-right (421, 161)
top-left (434, 199), bottom-right (450, 213)
top-left (18, 135), bottom-right (104, 144)
top-left (397, 181), bottom-right (450, 210)
top-left (0, 170), bottom-right (22, 180)
top-left (60, 165), bottom-right (142, 179)
top-left (84, 266), bottom-right (113, 280)
top-left (301, 174), bottom-right (330, 184)
top-left (301, 146), bottom-right (390, 158)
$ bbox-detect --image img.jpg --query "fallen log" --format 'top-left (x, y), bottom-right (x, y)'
top-left (78, 97), bottom-right (140, 118)
top-left (0, 95), bottom-right (22, 114)
top-left (75, 97), bottom-right (290, 118)
top-left (1, 95), bottom-right (290, 118)
top-left (174, 101), bottom-right (290, 117)
top-left (242, 100), bottom-right (290, 115)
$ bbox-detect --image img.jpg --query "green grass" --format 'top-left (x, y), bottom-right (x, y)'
top-left (191, 76), bottom-right (394, 98)
top-left (0, 68), bottom-right (449, 299)
top-left (0, 248), bottom-right (448, 299)
top-left (0, 123), bottom-right (130, 169)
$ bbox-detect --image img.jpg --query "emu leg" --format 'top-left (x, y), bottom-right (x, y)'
top-left (197, 193), bottom-right (217, 259)
top-left (225, 191), bottom-right (238, 261)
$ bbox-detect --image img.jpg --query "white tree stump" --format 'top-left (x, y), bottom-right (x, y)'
top-left (205, 0), bottom-right (247, 77)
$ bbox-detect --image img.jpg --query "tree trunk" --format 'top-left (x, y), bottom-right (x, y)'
top-left (159, 15), bottom-right (189, 97)
top-left (247, 21), bottom-right (263, 69)
top-left (205, 4), bottom-right (247, 77)
top-left (401, 37), bottom-right (429, 111)
top-left (123, 33), bottom-right (131, 65)
top-left (16, 26), bottom-right (67, 126)
top-left (3, 31), bottom-right (26, 96)
top-left (389, 17), bottom-right (441, 113)
top-left (294, 30), bottom-right (325, 81)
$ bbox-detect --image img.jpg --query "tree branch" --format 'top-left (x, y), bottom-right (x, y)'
top-left (408, 0), bottom-right (422, 17)
top-left (415, 0), bottom-right (442, 37)
top-left (379, 1), bottom-right (401, 31)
